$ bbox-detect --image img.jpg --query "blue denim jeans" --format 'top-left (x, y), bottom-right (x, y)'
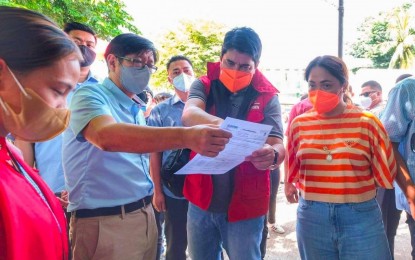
top-left (187, 203), bottom-right (264, 260)
top-left (297, 197), bottom-right (391, 260)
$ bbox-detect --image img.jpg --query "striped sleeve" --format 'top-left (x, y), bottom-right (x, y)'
top-left (287, 116), bottom-right (301, 183)
top-left (368, 113), bottom-right (397, 188)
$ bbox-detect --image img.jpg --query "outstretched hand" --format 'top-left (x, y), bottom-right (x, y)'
top-left (186, 125), bottom-right (231, 157)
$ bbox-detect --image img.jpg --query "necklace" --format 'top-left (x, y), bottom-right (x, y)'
top-left (322, 146), bottom-right (333, 161)
top-left (318, 118), bottom-right (335, 162)
top-left (318, 106), bottom-right (351, 162)
top-left (318, 113), bottom-right (345, 162)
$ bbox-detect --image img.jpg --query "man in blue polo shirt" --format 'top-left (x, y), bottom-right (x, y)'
top-left (148, 55), bottom-right (195, 260)
top-left (381, 75), bottom-right (415, 259)
top-left (63, 33), bottom-right (231, 260)
top-left (14, 21), bottom-right (98, 202)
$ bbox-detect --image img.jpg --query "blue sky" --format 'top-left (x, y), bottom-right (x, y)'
top-left (122, 0), bottom-right (409, 69)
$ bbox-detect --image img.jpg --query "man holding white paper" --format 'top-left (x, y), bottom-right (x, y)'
top-left (176, 117), bottom-right (273, 175)
top-left (182, 27), bottom-right (285, 260)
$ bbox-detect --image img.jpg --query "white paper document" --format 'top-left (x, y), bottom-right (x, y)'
top-left (175, 117), bottom-right (272, 175)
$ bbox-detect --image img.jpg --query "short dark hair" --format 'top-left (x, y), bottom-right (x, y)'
top-left (396, 73), bottom-right (413, 83)
top-left (0, 6), bottom-right (81, 72)
top-left (166, 55), bottom-right (193, 70)
top-left (63, 21), bottom-right (97, 43)
top-left (104, 33), bottom-right (158, 63)
top-left (221, 27), bottom-right (262, 65)
top-left (361, 80), bottom-right (382, 92)
top-left (305, 55), bottom-right (348, 85)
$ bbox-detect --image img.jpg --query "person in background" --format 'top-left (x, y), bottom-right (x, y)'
top-left (63, 33), bottom-right (231, 260)
top-left (182, 27), bottom-right (285, 260)
top-left (286, 55), bottom-right (396, 259)
top-left (148, 55), bottom-right (195, 260)
top-left (396, 74), bottom-right (413, 83)
top-left (14, 21), bottom-right (98, 207)
top-left (260, 166), bottom-right (285, 259)
top-left (359, 80), bottom-right (385, 117)
top-left (64, 22), bottom-right (98, 83)
top-left (381, 73), bottom-right (415, 259)
top-left (144, 89), bottom-right (156, 118)
top-left (0, 6), bottom-right (82, 259)
top-left (365, 76), bottom-right (412, 259)
top-left (267, 168), bottom-right (285, 234)
top-left (149, 90), bottom-right (173, 259)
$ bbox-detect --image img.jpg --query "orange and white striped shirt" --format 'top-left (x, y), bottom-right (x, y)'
top-left (287, 105), bottom-right (397, 203)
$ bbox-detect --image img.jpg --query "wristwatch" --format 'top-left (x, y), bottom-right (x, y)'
top-left (269, 147), bottom-right (279, 170)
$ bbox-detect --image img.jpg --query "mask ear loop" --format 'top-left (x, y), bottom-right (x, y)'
top-left (7, 67), bottom-right (31, 99)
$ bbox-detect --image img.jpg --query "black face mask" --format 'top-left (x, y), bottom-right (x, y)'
top-left (78, 45), bottom-right (96, 67)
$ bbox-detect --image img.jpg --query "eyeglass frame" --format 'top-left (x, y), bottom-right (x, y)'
top-left (359, 91), bottom-right (377, 97)
top-left (116, 56), bottom-right (158, 74)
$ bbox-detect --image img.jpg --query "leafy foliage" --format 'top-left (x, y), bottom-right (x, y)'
top-left (151, 20), bottom-right (227, 90)
top-left (0, 0), bottom-right (139, 40)
top-left (349, 2), bottom-right (415, 69)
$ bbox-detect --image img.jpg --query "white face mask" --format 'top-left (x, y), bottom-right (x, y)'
top-left (172, 73), bottom-right (195, 92)
top-left (359, 96), bottom-right (372, 109)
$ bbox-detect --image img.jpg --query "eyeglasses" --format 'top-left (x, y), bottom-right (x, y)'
top-left (360, 91), bottom-right (376, 97)
top-left (116, 56), bottom-right (158, 74)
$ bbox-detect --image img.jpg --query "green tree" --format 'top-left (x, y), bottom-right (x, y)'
top-left (349, 2), bottom-right (415, 69)
top-left (151, 20), bottom-right (227, 90)
top-left (0, 0), bottom-right (139, 40)
top-left (387, 4), bottom-right (415, 68)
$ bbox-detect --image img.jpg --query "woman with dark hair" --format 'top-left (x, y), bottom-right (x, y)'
top-left (0, 6), bottom-right (81, 260)
top-left (285, 55), bottom-right (396, 259)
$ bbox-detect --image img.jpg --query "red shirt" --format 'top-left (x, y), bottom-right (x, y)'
top-left (0, 137), bottom-right (68, 260)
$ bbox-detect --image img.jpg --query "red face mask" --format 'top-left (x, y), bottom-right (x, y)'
top-left (309, 89), bottom-right (340, 114)
top-left (219, 68), bottom-right (253, 93)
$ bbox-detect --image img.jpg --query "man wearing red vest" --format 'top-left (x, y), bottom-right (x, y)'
top-left (182, 27), bottom-right (285, 260)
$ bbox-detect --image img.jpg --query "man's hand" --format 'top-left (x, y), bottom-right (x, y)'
top-left (186, 125), bottom-right (231, 157)
top-left (245, 144), bottom-right (275, 170)
top-left (58, 190), bottom-right (69, 208)
top-left (405, 184), bottom-right (415, 219)
top-left (152, 190), bottom-right (166, 212)
top-left (285, 183), bottom-right (299, 203)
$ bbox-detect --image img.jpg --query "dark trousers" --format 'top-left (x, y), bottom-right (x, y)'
top-left (377, 187), bottom-right (415, 259)
top-left (164, 195), bottom-right (189, 260)
top-left (406, 212), bottom-right (415, 260)
top-left (268, 168), bottom-right (280, 224)
top-left (260, 168), bottom-right (280, 259)
top-left (376, 187), bottom-right (402, 258)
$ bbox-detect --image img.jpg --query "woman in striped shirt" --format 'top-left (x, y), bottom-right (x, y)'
top-left (286, 55), bottom-right (396, 260)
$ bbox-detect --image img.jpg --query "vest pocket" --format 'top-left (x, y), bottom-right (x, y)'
top-left (238, 166), bottom-right (269, 200)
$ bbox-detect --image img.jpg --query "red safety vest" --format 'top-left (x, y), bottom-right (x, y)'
top-left (0, 137), bottom-right (68, 260)
top-left (183, 62), bottom-right (278, 222)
